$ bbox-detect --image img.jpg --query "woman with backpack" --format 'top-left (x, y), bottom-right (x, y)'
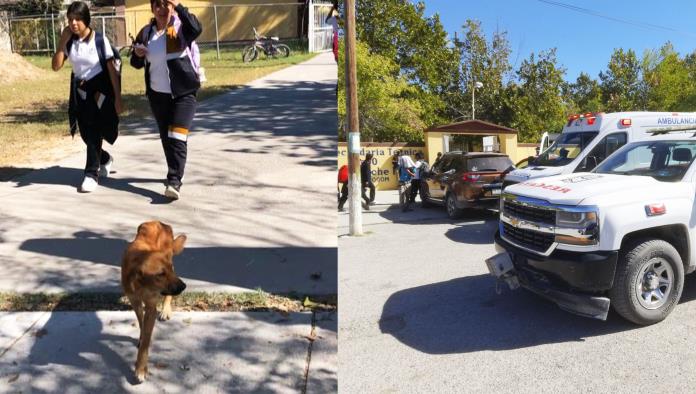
top-left (131, 0), bottom-right (202, 200)
top-left (51, 1), bottom-right (122, 193)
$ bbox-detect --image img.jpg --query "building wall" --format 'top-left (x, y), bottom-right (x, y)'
top-left (337, 143), bottom-right (426, 191)
top-left (515, 144), bottom-right (538, 163)
top-left (124, 0), bottom-right (300, 44)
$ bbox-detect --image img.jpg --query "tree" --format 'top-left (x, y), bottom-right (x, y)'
top-left (510, 49), bottom-right (569, 142)
top-left (642, 43), bottom-right (695, 111)
top-left (355, 0), bottom-right (459, 126)
top-left (9, 0), bottom-right (61, 15)
top-left (450, 20), bottom-right (513, 124)
top-left (599, 48), bottom-right (644, 112)
top-left (338, 40), bottom-right (426, 143)
top-left (567, 72), bottom-right (603, 113)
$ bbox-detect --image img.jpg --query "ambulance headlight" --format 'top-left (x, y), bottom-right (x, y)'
top-left (555, 210), bottom-right (599, 245)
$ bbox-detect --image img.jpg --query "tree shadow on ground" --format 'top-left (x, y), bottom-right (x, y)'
top-left (118, 79), bottom-right (337, 140)
top-left (18, 231), bottom-right (337, 295)
top-left (0, 310), bottom-right (315, 392)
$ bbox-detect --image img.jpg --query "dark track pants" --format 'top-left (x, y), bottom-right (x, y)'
top-left (147, 91), bottom-right (197, 188)
top-left (362, 180), bottom-right (375, 202)
top-left (77, 96), bottom-right (111, 177)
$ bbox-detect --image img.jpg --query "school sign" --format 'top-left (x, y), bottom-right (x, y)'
top-left (337, 143), bottom-right (425, 191)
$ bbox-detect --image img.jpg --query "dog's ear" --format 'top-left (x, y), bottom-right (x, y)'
top-left (172, 234), bottom-right (186, 255)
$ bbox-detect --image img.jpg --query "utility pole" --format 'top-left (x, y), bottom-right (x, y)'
top-left (345, 0), bottom-right (362, 235)
top-left (472, 81), bottom-right (483, 120)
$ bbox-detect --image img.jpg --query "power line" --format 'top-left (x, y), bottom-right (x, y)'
top-left (536, 0), bottom-right (696, 39)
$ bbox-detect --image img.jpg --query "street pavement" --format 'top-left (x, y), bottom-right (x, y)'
top-left (339, 190), bottom-right (696, 393)
top-left (0, 53), bottom-right (337, 392)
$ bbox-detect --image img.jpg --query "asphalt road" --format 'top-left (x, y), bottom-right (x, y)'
top-left (339, 191), bottom-right (696, 393)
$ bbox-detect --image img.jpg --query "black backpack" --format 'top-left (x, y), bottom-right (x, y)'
top-left (419, 161), bottom-right (430, 178)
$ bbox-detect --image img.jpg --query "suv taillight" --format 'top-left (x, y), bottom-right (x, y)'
top-left (462, 173), bottom-right (481, 182)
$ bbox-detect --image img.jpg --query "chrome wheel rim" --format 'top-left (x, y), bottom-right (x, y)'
top-left (635, 257), bottom-right (673, 310)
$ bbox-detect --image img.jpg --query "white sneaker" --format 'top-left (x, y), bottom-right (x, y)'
top-left (164, 185), bottom-right (180, 200)
top-left (79, 176), bottom-right (98, 193)
top-left (98, 156), bottom-right (113, 178)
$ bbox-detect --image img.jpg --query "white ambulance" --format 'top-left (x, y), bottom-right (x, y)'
top-left (503, 112), bottom-right (696, 188)
top-left (488, 127), bottom-right (696, 325)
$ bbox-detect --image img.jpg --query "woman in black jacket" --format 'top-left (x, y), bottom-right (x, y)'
top-left (131, 0), bottom-right (202, 200)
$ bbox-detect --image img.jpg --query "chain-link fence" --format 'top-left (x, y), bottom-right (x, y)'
top-left (8, 13), bottom-right (125, 53)
top-left (8, 1), bottom-right (335, 57)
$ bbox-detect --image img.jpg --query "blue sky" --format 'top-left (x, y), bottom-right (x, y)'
top-left (420, 0), bottom-right (696, 82)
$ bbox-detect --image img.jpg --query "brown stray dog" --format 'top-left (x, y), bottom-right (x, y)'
top-left (121, 221), bottom-right (187, 383)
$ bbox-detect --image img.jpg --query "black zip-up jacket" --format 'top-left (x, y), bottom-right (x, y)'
top-left (130, 4), bottom-right (202, 98)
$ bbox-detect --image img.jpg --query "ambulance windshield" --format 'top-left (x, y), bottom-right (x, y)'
top-left (595, 140), bottom-right (696, 182)
top-left (532, 132), bottom-right (598, 167)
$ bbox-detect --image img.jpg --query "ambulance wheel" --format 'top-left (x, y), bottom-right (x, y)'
top-left (610, 238), bottom-right (683, 325)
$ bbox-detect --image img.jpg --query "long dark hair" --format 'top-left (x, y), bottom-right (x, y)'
top-left (66, 1), bottom-right (90, 27)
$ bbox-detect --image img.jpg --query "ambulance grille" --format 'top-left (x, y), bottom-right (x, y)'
top-left (503, 200), bottom-right (556, 225)
top-left (502, 222), bottom-right (555, 253)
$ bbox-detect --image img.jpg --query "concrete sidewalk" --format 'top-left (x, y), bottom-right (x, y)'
top-left (0, 53), bottom-right (337, 295)
top-left (0, 311), bottom-right (336, 393)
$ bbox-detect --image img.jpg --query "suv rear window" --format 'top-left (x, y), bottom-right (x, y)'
top-left (467, 156), bottom-right (513, 172)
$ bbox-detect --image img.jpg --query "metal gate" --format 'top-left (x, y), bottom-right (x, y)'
top-left (308, 0), bottom-right (334, 53)
top-left (9, 13), bottom-right (126, 54)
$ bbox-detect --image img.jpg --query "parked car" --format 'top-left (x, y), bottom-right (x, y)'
top-left (421, 152), bottom-right (513, 218)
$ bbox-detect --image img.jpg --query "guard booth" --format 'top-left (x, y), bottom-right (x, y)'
top-left (424, 120), bottom-right (534, 164)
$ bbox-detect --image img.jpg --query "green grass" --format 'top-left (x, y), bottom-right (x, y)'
top-left (0, 47), bottom-right (315, 168)
top-left (0, 290), bottom-right (336, 312)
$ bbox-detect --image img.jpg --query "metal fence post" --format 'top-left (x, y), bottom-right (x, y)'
top-left (46, 16), bottom-right (51, 51)
top-left (35, 19), bottom-right (40, 50)
top-left (102, 16), bottom-right (106, 35)
top-left (308, 0), bottom-right (314, 52)
top-left (51, 13), bottom-right (56, 51)
top-left (7, 13), bottom-right (14, 53)
top-left (213, 4), bottom-right (220, 59)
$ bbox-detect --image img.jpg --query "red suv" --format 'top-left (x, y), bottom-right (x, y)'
top-left (421, 152), bottom-right (513, 218)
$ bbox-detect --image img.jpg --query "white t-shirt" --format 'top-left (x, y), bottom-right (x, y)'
top-left (399, 155), bottom-right (416, 169)
top-left (146, 28), bottom-right (172, 94)
top-left (68, 32), bottom-right (114, 81)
